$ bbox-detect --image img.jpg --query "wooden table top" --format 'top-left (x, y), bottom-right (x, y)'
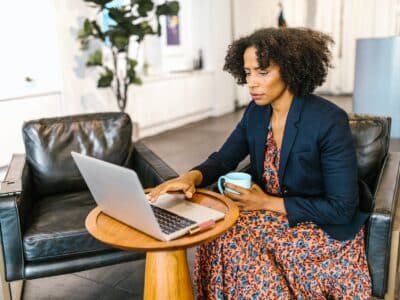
top-left (85, 189), bottom-right (239, 252)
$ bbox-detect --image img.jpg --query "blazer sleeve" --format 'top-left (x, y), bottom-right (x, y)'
top-left (191, 103), bottom-right (252, 187)
top-left (283, 109), bottom-right (359, 226)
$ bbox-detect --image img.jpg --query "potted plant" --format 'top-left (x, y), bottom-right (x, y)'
top-left (78, 0), bottom-right (179, 112)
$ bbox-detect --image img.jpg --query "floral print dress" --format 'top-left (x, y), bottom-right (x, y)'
top-left (193, 125), bottom-right (371, 299)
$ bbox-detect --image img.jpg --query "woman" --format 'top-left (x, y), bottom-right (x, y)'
top-left (148, 27), bottom-right (371, 299)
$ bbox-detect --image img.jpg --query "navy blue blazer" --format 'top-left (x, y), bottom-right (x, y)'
top-left (193, 94), bottom-right (369, 241)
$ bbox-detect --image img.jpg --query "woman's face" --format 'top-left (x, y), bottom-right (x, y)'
top-left (243, 46), bottom-right (289, 106)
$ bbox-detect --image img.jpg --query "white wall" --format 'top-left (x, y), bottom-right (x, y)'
top-left (0, 0), bottom-right (62, 101)
top-left (232, 0), bottom-right (400, 104)
top-left (54, 1), bottom-right (118, 114)
top-left (0, 93), bottom-right (63, 167)
top-left (0, 0), bottom-right (64, 167)
top-left (232, 0), bottom-right (281, 106)
top-left (145, 0), bottom-right (236, 116)
top-left (208, 0), bottom-right (237, 115)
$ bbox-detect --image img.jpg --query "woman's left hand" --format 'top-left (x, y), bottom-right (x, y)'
top-left (223, 182), bottom-right (287, 214)
top-left (223, 182), bottom-right (270, 211)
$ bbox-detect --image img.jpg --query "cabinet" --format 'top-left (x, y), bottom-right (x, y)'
top-left (0, 72), bottom-right (215, 167)
top-left (127, 71), bottom-right (215, 137)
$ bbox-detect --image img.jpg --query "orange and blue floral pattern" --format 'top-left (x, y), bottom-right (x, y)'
top-left (193, 125), bottom-right (371, 299)
top-left (194, 210), bottom-right (371, 299)
top-left (263, 124), bottom-right (281, 194)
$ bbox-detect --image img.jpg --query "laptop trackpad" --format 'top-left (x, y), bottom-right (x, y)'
top-left (153, 194), bottom-right (225, 223)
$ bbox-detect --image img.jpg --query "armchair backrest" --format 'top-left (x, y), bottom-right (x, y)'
top-left (22, 112), bottom-right (133, 197)
top-left (348, 114), bottom-right (391, 193)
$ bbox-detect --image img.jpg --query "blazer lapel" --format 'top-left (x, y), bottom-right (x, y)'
top-left (278, 96), bottom-right (304, 184)
top-left (255, 105), bottom-right (271, 184)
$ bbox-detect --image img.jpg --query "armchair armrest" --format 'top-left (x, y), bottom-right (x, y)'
top-left (367, 152), bottom-right (400, 298)
top-left (131, 141), bottom-right (179, 188)
top-left (0, 155), bottom-right (23, 197)
top-left (386, 186), bottom-right (400, 300)
top-left (0, 154), bottom-right (33, 281)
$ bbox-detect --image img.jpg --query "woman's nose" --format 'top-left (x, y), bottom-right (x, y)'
top-left (247, 75), bottom-right (259, 88)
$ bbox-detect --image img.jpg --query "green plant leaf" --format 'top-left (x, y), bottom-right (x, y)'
top-left (108, 30), bottom-right (130, 50)
top-left (131, 77), bottom-right (142, 85)
top-left (97, 68), bottom-right (114, 87)
top-left (91, 21), bottom-right (105, 41)
top-left (78, 19), bottom-right (93, 50)
top-left (137, 0), bottom-right (154, 17)
top-left (86, 50), bottom-right (103, 66)
top-left (128, 59), bottom-right (138, 69)
top-left (156, 1), bottom-right (180, 16)
top-left (128, 67), bottom-right (142, 85)
top-left (156, 20), bottom-right (162, 36)
top-left (127, 24), bottom-right (146, 42)
top-left (127, 70), bottom-right (135, 83)
top-left (78, 28), bottom-right (87, 40)
top-left (127, 59), bottom-right (142, 85)
top-left (79, 38), bottom-right (90, 50)
top-left (114, 35), bottom-right (129, 49)
top-left (140, 21), bottom-right (155, 35)
top-left (167, 1), bottom-right (180, 15)
top-left (108, 7), bottom-right (138, 34)
top-left (79, 0), bottom-right (180, 109)
top-left (108, 7), bottom-right (126, 23)
top-left (112, 20), bottom-right (136, 34)
top-left (127, 58), bottom-right (137, 84)
top-left (83, 19), bottom-right (93, 35)
top-left (78, 19), bottom-right (92, 40)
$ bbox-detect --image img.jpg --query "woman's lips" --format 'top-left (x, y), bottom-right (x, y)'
top-left (250, 93), bottom-right (264, 100)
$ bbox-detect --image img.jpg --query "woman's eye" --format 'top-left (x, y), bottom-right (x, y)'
top-left (259, 71), bottom-right (269, 76)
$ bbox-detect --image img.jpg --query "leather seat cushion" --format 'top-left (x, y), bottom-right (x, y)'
top-left (23, 191), bottom-right (112, 262)
top-left (348, 114), bottom-right (391, 192)
top-left (22, 112), bottom-right (133, 197)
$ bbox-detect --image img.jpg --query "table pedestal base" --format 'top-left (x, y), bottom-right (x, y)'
top-left (144, 249), bottom-right (194, 300)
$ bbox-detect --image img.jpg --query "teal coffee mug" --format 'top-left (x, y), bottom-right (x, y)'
top-left (217, 172), bottom-right (252, 195)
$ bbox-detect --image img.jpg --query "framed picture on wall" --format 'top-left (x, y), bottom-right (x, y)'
top-left (161, 0), bottom-right (192, 71)
top-left (166, 15), bottom-right (180, 46)
top-left (161, 12), bottom-right (185, 57)
top-left (160, 0), bottom-right (190, 56)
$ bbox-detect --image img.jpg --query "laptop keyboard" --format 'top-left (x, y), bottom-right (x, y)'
top-left (150, 205), bottom-right (196, 234)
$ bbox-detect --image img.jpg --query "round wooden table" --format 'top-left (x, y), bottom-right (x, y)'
top-left (85, 189), bottom-right (239, 300)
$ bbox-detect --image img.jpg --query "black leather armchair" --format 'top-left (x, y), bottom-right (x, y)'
top-left (348, 114), bottom-right (398, 299)
top-left (208, 114), bottom-right (399, 299)
top-left (0, 112), bottom-right (178, 299)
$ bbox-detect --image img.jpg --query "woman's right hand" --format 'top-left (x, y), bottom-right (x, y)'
top-left (146, 170), bottom-right (203, 203)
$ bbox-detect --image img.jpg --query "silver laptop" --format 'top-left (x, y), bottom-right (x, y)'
top-left (71, 152), bottom-right (225, 241)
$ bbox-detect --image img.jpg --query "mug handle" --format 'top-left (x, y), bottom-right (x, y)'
top-left (217, 176), bottom-right (227, 194)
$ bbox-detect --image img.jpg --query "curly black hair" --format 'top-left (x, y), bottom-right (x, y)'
top-left (223, 27), bottom-right (334, 97)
